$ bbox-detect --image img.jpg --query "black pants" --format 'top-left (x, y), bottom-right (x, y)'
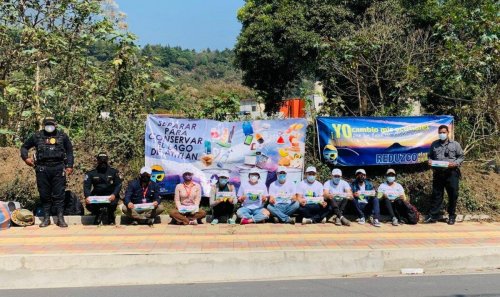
top-left (297, 204), bottom-right (331, 223)
top-left (35, 164), bottom-right (66, 215)
top-left (86, 204), bottom-right (118, 219)
top-left (430, 169), bottom-right (460, 218)
top-left (381, 198), bottom-right (405, 219)
top-left (328, 198), bottom-right (349, 218)
top-left (212, 202), bottom-right (234, 220)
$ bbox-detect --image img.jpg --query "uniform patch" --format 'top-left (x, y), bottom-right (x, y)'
top-left (49, 138), bottom-right (56, 144)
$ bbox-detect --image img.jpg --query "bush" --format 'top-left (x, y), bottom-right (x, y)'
top-left (0, 178), bottom-right (38, 210)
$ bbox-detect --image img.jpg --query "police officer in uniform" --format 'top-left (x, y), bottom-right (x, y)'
top-left (84, 153), bottom-right (122, 225)
top-left (20, 117), bottom-right (74, 228)
top-left (426, 125), bottom-right (464, 225)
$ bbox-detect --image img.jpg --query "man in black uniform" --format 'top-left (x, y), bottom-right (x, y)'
top-left (83, 153), bottom-right (122, 225)
top-left (426, 125), bottom-right (465, 225)
top-left (20, 117), bottom-right (74, 228)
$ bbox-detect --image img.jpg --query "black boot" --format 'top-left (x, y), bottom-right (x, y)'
top-left (57, 212), bottom-right (68, 228)
top-left (39, 205), bottom-right (51, 227)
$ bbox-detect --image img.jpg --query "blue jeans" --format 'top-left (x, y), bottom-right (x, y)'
top-left (237, 207), bottom-right (268, 223)
top-left (353, 197), bottom-right (380, 220)
top-left (267, 201), bottom-right (300, 222)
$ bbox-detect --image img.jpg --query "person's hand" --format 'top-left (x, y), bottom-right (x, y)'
top-left (109, 194), bottom-right (116, 202)
top-left (428, 160), bottom-right (432, 167)
top-left (85, 197), bottom-right (90, 205)
top-left (261, 195), bottom-right (267, 202)
top-left (448, 162), bottom-right (458, 168)
top-left (269, 197), bottom-right (276, 205)
top-left (353, 191), bottom-right (360, 198)
top-left (383, 193), bottom-right (388, 199)
top-left (238, 196), bottom-right (246, 203)
top-left (24, 158), bottom-right (35, 167)
top-left (127, 202), bottom-right (134, 209)
top-left (300, 199), bottom-right (306, 207)
top-left (227, 198), bottom-right (234, 204)
top-left (152, 201), bottom-right (159, 208)
top-left (65, 167), bottom-right (73, 176)
top-left (321, 201), bottom-right (328, 208)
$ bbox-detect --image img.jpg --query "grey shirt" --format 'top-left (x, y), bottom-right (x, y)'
top-left (428, 139), bottom-right (464, 166)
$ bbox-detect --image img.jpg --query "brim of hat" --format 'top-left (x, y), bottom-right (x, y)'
top-left (11, 217), bottom-right (34, 227)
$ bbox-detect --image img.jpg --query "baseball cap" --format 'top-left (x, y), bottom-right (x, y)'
top-left (140, 166), bottom-right (152, 175)
top-left (331, 168), bottom-right (342, 176)
top-left (277, 166), bottom-right (287, 173)
top-left (249, 168), bottom-right (260, 176)
top-left (386, 168), bottom-right (396, 175)
top-left (305, 166), bottom-right (317, 173)
top-left (355, 169), bottom-right (366, 175)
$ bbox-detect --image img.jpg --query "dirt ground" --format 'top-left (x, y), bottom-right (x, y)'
top-left (1, 146), bottom-right (499, 218)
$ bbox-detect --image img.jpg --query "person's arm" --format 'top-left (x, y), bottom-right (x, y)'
top-left (83, 172), bottom-right (92, 199)
top-left (20, 134), bottom-right (36, 166)
top-left (323, 186), bottom-right (332, 200)
top-left (174, 185), bottom-right (182, 209)
top-left (63, 133), bottom-right (74, 168)
top-left (112, 170), bottom-right (122, 197)
top-left (209, 185), bottom-right (219, 207)
top-left (194, 184), bottom-right (201, 206)
top-left (268, 184), bottom-right (276, 205)
top-left (452, 142), bottom-right (465, 167)
top-left (345, 184), bottom-right (353, 199)
top-left (124, 182), bottom-right (134, 207)
top-left (398, 184), bottom-right (406, 201)
top-left (237, 184), bottom-right (246, 203)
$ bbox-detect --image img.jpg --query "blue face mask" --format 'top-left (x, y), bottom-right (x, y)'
top-left (332, 177), bottom-right (341, 184)
top-left (278, 174), bottom-right (287, 183)
top-left (438, 133), bottom-right (448, 141)
top-left (219, 178), bottom-right (228, 186)
top-left (387, 176), bottom-right (396, 183)
top-left (306, 175), bottom-right (316, 183)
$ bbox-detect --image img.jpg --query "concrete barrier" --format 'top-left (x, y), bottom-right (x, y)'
top-left (1, 246), bottom-right (499, 289)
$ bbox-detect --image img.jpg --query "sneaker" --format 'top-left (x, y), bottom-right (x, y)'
top-left (287, 217), bottom-right (296, 225)
top-left (302, 218), bottom-right (313, 225)
top-left (392, 217), bottom-right (399, 226)
top-left (335, 217), bottom-right (342, 226)
top-left (189, 220), bottom-right (198, 225)
top-left (340, 216), bottom-right (351, 226)
top-left (240, 218), bottom-right (252, 225)
top-left (373, 219), bottom-right (381, 227)
top-left (358, 217), bottom-right (366, 225)
top-left (320, 217), bottom-right (327, 224)
top-left (211, 218), bottom-right (219, 225)
top-left (130, 220), bottom-right (138, 226)
top-left (228, 218), bottom-right (236, 225)
top-left (272, 217), bottom-right (280, 224)
top-left (424, 215), bottom-right (437, 224)
top-left (147, 218), bottom-right (154, 226)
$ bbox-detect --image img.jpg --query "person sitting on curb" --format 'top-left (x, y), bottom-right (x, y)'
top-left (377, 168), bottom-right (406, 226)
top-left (169, 171), bottom-right (206, 225)
top-left (122, 167), bottom-right (164, 226)
top-left (297, 166), bottom-right (330, 224)
top-left (323, 168), bottom-right (352, 226)
top-left (267, 166), bottom-right (300, 224)
top-left (351, 169), bottom-right (381, 227)
top-left (236, 168), bottom-right (270, 225)
top-left (209, 173), bottom-right (236, 224)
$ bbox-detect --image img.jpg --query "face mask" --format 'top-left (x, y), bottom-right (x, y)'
top-left (44, 125), bottom-right (55, 133)
top-left (332, 177), bottom-right (341, 184)
top-left (219, 178), bottom-right (228, 186)
top-left (357, 176), bottom-right (365, 183)
top-left (438, 133), bottom-right (448, 141)
top-left (97, 162), bottom-right (108, 171)
top-left (278, 174), bottom-right (287, 183)
top-left (140, 174), bottom-right (151, 183)
top-left (387, 176), bottom-right (396, 183)
top-left (306, 175), bottom-right (316, 183)
top-left (249, 175), bottom-right (259, 183)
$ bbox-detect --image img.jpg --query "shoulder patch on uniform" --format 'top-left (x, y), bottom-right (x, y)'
top-left (84, 175), bottom-right (89, 181)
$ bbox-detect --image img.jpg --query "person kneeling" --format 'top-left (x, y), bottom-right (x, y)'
top-left (236, 168), bottom-right (270, 225)
top-left (377, 169), bottom-right (406, 226)
top-left (169, 171), bottom-right (206, 225)
top-left (267, 166), bottom-right (300, 224)
top-left (122, 167), bottom-right (164, 226)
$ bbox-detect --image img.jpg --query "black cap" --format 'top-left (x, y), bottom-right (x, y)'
top-left (42, 117), bottom-right (56, 125)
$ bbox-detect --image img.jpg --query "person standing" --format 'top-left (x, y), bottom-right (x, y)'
top-left (20, 117), bottom-right (74, 228)
top-left (83, 153), bottom-right (122, 225)
top-left (426, 125), bottom-right (464, 225)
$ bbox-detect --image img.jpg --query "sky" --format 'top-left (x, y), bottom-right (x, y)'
top-left (116, 0), bottom-right (245, 51)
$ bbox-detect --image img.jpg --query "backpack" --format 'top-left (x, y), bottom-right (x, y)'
top-left (63, 190), bottom-right (84, 215)
top-left (397, 201), bottom-right (420, 225)
top-left (0, 202), bottom-right (11, 230)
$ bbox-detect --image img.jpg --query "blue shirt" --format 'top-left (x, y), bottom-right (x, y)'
top-left (124, 179), bottom-right (161, 205)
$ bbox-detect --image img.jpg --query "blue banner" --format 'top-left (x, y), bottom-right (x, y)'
top-left (317, 116), bottom-right (454, 166)
top-left (145, 116), bottom-right (308, 195)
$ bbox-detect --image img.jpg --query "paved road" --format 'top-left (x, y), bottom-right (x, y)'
top-left (3, 273), bottom-right (500, 297)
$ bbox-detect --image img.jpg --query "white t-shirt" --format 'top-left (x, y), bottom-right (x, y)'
top-left (237, 181), bottom-right (268, 209)
top-left (377, 182), bottom-right (405, 200)
top-left (269, 180), bottom-right (297, 204)
top-left (323, 179), bottom-right (351, 201)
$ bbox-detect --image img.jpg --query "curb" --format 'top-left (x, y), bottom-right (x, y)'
top-left (1, 246), bottom-right (499, 289)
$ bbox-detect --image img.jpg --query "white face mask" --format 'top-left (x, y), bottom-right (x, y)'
top-left (44, 125), bottom-right (56, 133)
top-left (249, 175), bottom-right (259, 183)
top-left (438, 133), bottom-right (448, 141)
